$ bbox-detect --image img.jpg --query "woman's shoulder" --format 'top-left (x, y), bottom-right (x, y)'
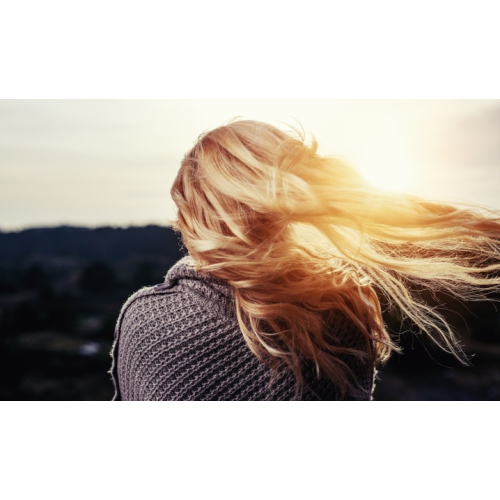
top-left (111, 256), bottom-right (260, 399)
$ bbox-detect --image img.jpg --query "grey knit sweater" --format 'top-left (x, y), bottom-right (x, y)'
top-left (110, 256), bottom-right (375, 401)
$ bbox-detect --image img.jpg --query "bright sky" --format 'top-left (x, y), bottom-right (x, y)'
top-left (1, 99), bottom-right (499, 231)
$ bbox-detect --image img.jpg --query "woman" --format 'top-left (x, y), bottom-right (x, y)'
top-left (110, 119), bottom-right (500, 401)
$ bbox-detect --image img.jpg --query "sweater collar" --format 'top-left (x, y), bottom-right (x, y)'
top-left (165, 255), bottom-right (235, 299)
top-left (165, 255), bottom-right (200, 282)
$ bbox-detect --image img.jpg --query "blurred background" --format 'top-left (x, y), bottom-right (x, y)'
top-left (1, 99), bottom-right (500, 400)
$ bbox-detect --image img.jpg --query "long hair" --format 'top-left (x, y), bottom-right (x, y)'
top-left (170, 119), bottom-right (500, 397)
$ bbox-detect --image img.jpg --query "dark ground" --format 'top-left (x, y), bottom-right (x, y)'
top-left (1, 225), bottom-right (499, 401)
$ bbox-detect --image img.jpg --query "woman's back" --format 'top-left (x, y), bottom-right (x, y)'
top-left (111, 257), bottom-right (375, 401)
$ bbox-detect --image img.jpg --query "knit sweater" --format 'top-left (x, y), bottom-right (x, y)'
top-left (110, 256), bottom-right (376, 401)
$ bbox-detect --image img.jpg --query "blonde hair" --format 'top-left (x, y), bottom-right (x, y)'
top-left (170, 119), bottom-right (500, 398)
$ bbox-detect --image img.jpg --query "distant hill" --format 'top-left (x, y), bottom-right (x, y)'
top-left (0, 225), bottom-right (186, 265)
top-left (0, 224), bottom-right (189, 400)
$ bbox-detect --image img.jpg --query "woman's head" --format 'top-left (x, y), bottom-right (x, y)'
top-left (171, 120), bottom-right (289, 258)
top-left (171, 119), bottom-right (368, 265)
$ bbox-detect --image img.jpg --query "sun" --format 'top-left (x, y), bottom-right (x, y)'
top-left (352, 138), bottom-right (419, 193)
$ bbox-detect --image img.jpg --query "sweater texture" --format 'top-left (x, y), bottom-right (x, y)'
top-left (110, 256), bottom-right (376, 401)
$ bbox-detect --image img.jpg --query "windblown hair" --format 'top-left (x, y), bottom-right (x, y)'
top-left (170, 119), bottom-right (500, 398)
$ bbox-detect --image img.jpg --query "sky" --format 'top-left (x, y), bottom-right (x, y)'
top-left (1, 99), bottom-right (499, 231)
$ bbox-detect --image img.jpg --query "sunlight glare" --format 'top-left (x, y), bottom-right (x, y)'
top-left (353, 137), bottom-right (419, 193)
